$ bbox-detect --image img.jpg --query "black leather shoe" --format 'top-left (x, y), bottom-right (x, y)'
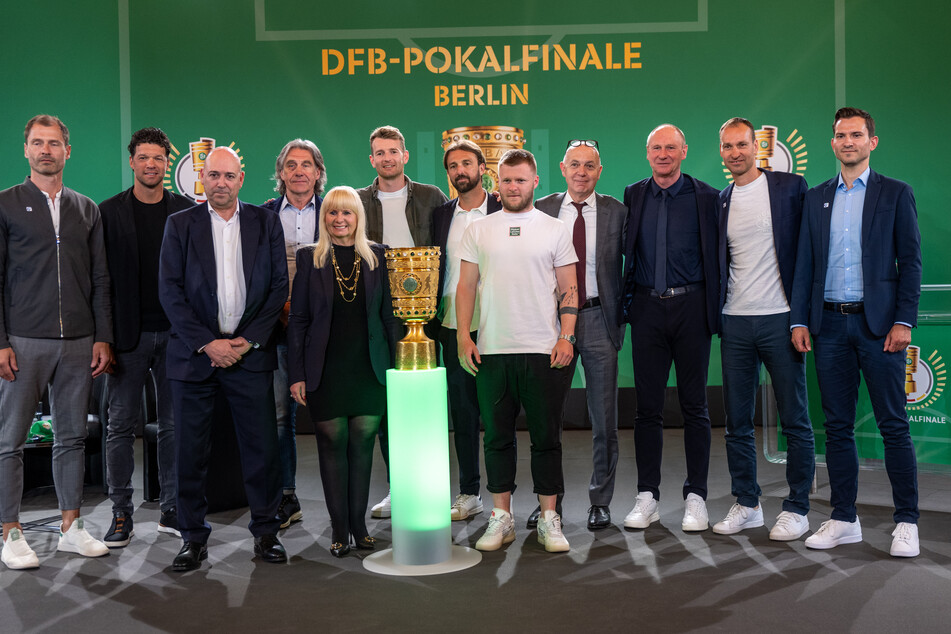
top-left (172, 541), bottom-right (207, 572)
top-left (587, 505), bottom-right (611, 530)
top-left (330, 542), bottom-right (351, 558)
top-left (354, 536), bottom-right (376, 551)
top-left (253, 534), bottom-right (287, 563)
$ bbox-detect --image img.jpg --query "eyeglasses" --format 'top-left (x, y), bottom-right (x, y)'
top-left (567, 139), bottom-right (599, 150)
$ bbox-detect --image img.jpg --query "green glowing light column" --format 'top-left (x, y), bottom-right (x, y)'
top-left (363, 247), bottom-right (481, 576)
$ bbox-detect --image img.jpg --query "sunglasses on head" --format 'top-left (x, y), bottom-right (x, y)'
top-left (566, 139), bottom-right (599, 150)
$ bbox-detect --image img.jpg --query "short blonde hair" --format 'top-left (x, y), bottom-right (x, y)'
top-left (311, 186), bottom-right (379, 270)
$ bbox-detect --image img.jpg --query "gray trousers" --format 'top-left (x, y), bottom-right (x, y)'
top-left (0, 335), bottom-right (93, 521)
top-left (569, 306), bottom-right (620, 507)
top-left (106, 331), bottom-right (176, 514)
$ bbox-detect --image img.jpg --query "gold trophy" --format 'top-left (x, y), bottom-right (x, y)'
top-left (755, 126), bottom-right (777, 171)
top-left (189, 137), bottom-right (215, 196)
top-left (385, 247), bottom-right (441, 371)
top-left (441, 126), bottom-right (526, 197)
top-left (906, 345), bottom-right (920, 396)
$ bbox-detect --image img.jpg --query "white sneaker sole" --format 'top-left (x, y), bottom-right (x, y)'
top-left (890, 543), bottom-right (919, 557)
top-left (712, 518), bottom-right (764, 535)
top-left (804, 533), bottom-right (863, 549)
top-left (682, 520), bottom-right (709, 532)
top-left (451, 504), bottom-right (484, 521)
top-left (623, 512), bottom-right (660, 529)
top-left (57, 540), bottom-right (110, 557)
top-left (538, 536), bottom-right (570, 552)
top-left (104, 530), bottom-right (134, 549)
top-left (769, 525), bottom-right (809, 541)
top-left (158, 524), bottom-right (182, 537)
top-left (475, 530), bottom-right (515, 552)
top-left (2, 553), bottom-right (39, 569)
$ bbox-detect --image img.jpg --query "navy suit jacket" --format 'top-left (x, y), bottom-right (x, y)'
top-left (99, 187), bottom-right (193, 351)
top-left (285, 243), bottom-right (399, 389)
top-left (536, 191), bottom-right (627, 351)
top-left (158, 201), bottom-right (288, 381)
top-left (717, 169), bottom-right (807, 330)
top-left (431, 192), bottom-right (503, 318)
top-left (621, 174), bottom-right (721, 335)
top-left (790, 169), bottom-right (921, 337)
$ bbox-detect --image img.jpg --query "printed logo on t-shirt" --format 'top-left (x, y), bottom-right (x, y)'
top-left (509, 227), bottom-right (520, 236)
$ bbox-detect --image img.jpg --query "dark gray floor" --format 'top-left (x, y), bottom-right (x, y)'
top-left (3, 428), bottom-right (950, 633)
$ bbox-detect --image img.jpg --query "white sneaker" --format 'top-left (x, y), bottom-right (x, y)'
top-left (769, 511), bottom-right (810, 541)
top-left (371, 492), bottom-right (391, 519)
top-left (537, 510), bottom-right (570, 553)
top-left (890, 522), bottom-right (919, 557)
top-left (712, 503), bottom-right (764, 535)
top-left (475, 508), bottom-right (516, 551)
top-left (804, 517), bottom-right (862, 550)
top-left (2, 528), bottom-right (39, 569)
top-left (624, 492), bottom-right (659, 529)
top-left (682, 493), bottom-right (709, 532)
top-left (450, 494), bottom-right (484, 521)
top-left (57, 518), bottom-right (109, 557)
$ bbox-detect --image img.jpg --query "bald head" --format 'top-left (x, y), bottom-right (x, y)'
top-left (201, 147), bottom-right (244, 214)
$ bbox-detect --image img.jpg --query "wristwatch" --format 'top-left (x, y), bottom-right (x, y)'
top-left (559, 334), bottom-right (577, 345)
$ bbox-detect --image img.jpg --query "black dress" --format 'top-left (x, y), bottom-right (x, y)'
top-left (310, 244), bottom-right (386, 420)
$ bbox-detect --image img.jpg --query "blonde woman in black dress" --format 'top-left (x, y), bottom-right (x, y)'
top-left (286, 186), bottom-right (398, 557)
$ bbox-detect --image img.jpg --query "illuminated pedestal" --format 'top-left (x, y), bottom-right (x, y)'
top-left (363, 367), bottom-right (481, 576)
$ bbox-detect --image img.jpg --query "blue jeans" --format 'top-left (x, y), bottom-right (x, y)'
top-left (721, 313), bottom-right (813, 514)
top-left (274, 343), bottom-right (298, 491)
top-left (813, 310), bottom-right (919, 524)
top-left (106, 331), bottom-right (176, 513)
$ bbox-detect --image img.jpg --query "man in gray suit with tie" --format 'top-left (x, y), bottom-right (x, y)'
top-left (536, 140), bottom-right (627, 530)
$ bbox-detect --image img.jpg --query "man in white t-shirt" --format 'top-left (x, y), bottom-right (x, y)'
top-left (456, 149), bottom-right (579, 553)
top-left (713, 117), bottom-right (814, 541)
top-left (356, 125), bottom-right (448, 518)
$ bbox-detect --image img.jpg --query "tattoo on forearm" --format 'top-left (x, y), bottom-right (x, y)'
top-left (559, 285), bottom-right (578, 308)
top-left (559, 306), bottom-right (579, 315)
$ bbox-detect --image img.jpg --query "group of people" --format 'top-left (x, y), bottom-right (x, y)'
top-left (0, 105), bottom-right (922, 573)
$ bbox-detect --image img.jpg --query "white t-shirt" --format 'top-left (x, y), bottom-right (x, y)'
top-left (379, 186), bottom-right (413, 247)
top-left (440, 192), bottom-right (489, 330)
top-left (723, 173), bottom-right (789, 315)
top-left (457, 207), bottom-right (577, 355)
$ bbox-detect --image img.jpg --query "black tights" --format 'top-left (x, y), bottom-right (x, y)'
top-left (314, 415), bottom-right (381, 545)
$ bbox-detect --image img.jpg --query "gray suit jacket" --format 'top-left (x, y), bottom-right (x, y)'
top-left (535, 192), bottom-right (626, 350)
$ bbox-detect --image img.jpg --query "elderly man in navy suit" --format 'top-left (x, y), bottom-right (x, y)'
top-left (261, 139), bottom-right (326, 530)
top-left (159, 146), bottom-right (288, 571)
top-left (619, 124), bottom-right (720, 533)
top-left (432, 139), bottom-right (501, 523)
top-left (712, 118), bottom-right (814, 541)
top-left (535, 139), bottom-right (626, 531)
top-left (791, 107), bottom-right (921, 557)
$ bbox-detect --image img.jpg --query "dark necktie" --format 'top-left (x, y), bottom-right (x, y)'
top-left (571, 201), bottom-right (587, 305)
top-left (653, 190), bottom-right (668, 294)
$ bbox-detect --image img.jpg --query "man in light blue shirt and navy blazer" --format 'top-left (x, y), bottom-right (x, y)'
top-left (790, 107), bottom-right (921, 557)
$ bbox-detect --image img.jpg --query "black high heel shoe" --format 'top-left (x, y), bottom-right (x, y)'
top-left (354, 536), bottom-right (376, 551)
top-left (330, 541), bottom-right (351, 558)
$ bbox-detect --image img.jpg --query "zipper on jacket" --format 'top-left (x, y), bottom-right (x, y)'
top-left (56, 232), bottom-right (64, 336)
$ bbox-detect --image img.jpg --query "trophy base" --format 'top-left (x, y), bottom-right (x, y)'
top-left (396, 322), bottom-right (436, 370)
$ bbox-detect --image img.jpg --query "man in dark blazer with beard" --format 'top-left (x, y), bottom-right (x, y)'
top-left (535, 139), bottom-right (626, 531)
top-left (159, 147), bottom-right (288, 571)
top-left (431, 139), bottom-right (501, 523)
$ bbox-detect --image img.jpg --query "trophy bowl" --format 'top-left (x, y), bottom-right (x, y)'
top-left (385, 247), bottom-right (441, 371)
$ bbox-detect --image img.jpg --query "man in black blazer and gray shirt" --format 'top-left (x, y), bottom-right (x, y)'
top-left (99, 127), bottom-right (193, 548)
top-left (535, 140), bottom-right (626, 531)
top-left (432, 139), bottom-right (501, 523)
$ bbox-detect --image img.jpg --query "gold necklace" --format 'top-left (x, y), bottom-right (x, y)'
top-left (331, 246), bottom-right (361, 302)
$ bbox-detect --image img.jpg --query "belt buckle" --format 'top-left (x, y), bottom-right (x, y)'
top-left (658, 288), bottom-right (673, 299)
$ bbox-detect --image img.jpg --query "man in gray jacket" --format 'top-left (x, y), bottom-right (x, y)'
top-left (0, 114), bottom-right (114, 569)
top-left (357, 124), bottom-right (447, 518)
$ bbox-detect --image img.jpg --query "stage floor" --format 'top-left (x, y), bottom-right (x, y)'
top-left (4, 428), bottom-right (950, 633)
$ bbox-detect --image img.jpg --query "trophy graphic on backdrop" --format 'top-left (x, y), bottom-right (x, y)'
top-left (364, 246), bottom-right (481, 576)
top-left (188, 138), bottom-right (215, 196)
top-left (441, 126), bottom-right (525, 198)
top-left (755, 125), bottom-right (778, 171)
top-left (906, 345), bottom-right (920, 396)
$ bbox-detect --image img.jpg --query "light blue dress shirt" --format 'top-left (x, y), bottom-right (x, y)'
top-left (824, 167), bottom-right (869, 302)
